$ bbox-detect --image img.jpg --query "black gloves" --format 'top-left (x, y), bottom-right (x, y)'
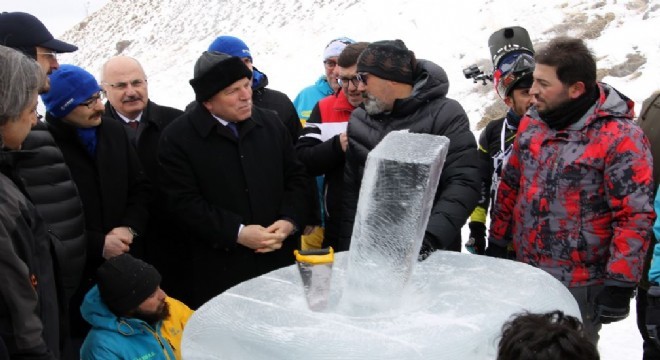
top-left (646, 287), bottom-right (660, 348)
top-left (595, 286), bottom-right (635, 324)
top-left (465, 222), bottom-right (486, 255)
top-left (485, 242), bottom-right (508, 258)
top-left (418, 233), bottom-right (436, 261)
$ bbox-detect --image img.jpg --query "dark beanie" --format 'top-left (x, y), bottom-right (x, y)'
top-left (356, 39), bottom-right (415, 85)
top-left (189, 51), bottom-right (253, 102)
top-left (96, 254), bottom-right (161, 316)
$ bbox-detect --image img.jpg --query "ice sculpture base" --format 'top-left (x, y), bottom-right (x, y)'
top-left (182, 251), bottom-right (580, 360)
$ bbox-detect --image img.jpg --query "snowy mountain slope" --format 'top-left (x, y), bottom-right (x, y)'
top-left (59, 0), bottom-right (659, 127)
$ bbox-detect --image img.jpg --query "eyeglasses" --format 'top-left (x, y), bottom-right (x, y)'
top-left (37, 52), bottom-right (58, 60)
top-left (102, 79), bottom-right (147, 91)
top-left (337, 76), bottom-right (359, 89)
top-left (323, 60), bottom-right (337, 68)
top-left (356, 73), bottom-right (370, 85)
top-left (78, 92), bottom-right (106, 109)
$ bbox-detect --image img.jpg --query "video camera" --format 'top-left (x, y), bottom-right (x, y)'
top-left (463, 64), bottom-right (492, 85)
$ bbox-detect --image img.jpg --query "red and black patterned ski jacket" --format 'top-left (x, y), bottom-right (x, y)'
top-left (489, 83), bottom-right (655, 287)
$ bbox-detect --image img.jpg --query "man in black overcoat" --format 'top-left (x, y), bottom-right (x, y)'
top-left (158, 51), bottom-right (308, 309)
top-left (41, 64), bottom-right (150, 348)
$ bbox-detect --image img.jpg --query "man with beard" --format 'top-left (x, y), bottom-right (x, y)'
top-left (487, 37), bottom-right (654, 344)
top-left (338, 40), bottom-right (480, 257)
top-left (296, 42), bottom-right (369, 250)
top-left (41, 64), bottom-right (151, 349)
top-left (80, 254), bottom-right (193, 359)
top-left (466, 30), bottom-right (536, 256)
top-left (0, 12), bottom-right (87, 359)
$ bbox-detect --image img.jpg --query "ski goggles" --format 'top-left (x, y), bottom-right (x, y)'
top-left (494, 53), bottom-right (535, 98)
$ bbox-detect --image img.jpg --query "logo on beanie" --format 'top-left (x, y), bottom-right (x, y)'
top-left (60, 98), bottom-right (75, 112)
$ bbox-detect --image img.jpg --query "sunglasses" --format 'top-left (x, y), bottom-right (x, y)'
top-left (356, 73), bottom-right (370, 85)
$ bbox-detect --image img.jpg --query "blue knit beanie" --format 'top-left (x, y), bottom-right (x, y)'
top-left (41, 64), bottom-right (101, 118)
top-left (208, 36), bottom-right (252, 62)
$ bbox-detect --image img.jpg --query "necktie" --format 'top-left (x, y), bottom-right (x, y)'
top-left (128, 121), bottom-right (139, 130)
top-left (226, 122), bottom-right (239, 138)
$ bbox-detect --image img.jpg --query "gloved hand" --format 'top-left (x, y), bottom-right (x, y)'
top-left (418, 233), bottom-right (436, 261)
top-left (646, 290), bottom-right (660, 349)
top-left (465, 222), bottom-right (486, 255)
top-left (485, 242), bottom-right (508, 258)
top-left (595, 286), bottom-right (635, 324)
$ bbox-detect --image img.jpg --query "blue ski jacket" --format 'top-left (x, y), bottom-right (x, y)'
top-left (293, 75), bottom-right (333, 124)
top-left (80, 286), bottom-right (178, 360)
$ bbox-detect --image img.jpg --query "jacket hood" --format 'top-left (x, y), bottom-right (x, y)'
top-left (592, 82), bottom-right (635, 120)
top-left (81, 285), bottom-right (146, 335)
top-left (314, 75), bottom-right (332, 94)
top-left (391, 59), bottom-right (449, 117)
top-left (252, 67), bottom-right (268, 91)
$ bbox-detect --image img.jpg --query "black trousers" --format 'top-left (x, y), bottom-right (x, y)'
top-left (636, 287), bottom-right (660, 360)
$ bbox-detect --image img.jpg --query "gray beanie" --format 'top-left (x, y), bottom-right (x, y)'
top-left (189, 51), bottom-right (253, 102)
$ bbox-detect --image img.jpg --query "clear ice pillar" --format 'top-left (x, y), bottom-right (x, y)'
top-left (340, 130), bottom-right (449, 315)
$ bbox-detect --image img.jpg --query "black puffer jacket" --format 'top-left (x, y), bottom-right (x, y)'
top-left (16, 122), bottom-right (86, 306)
top-left (339, 59), bottom-right (480, 253)
top-left (0, 150), bottom-right (59, 360)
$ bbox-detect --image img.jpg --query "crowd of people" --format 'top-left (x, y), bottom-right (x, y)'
top-left (0, 10), bottom-right (659, 360)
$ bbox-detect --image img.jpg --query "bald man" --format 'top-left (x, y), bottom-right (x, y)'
top-left (101, 56), bottom-right (190, 304)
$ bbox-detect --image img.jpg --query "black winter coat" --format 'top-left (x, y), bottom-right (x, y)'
top-left (46, 115), bottom-right (151, 335)
top-left (158, 104), bottom-right (308, 308)
top-left (338, 60), bottom-right (480, 253)
top-left (104, 100), bottom-right (183, 182)
top-left (637, 90), bottom-right (660, 291)
top-left (472, 115), bottom-right (517, 221)
top-left (296, 91), bottom-right (352, 249)
top-left (0, 151), bottom-right (59, 360)
top-left (104, 100), bottom-right (190, 303)
top-left (16, 122), bottom-right (86, 307)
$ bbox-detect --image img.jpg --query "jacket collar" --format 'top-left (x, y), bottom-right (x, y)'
top-left (105, 100), bottom-right (164, 130)
top-left (187, 102), bottom-right (261, 140)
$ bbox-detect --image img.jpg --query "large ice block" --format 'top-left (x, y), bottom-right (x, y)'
top-left (180, 130), bottom-right (580, 360)
top-left (181, 251), bottom-right (581, 360)
top-left (341, 130), bottom-right (449, 314)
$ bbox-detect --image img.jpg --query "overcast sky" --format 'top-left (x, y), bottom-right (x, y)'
top-left (1, 0), bottom-right (109, 37)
